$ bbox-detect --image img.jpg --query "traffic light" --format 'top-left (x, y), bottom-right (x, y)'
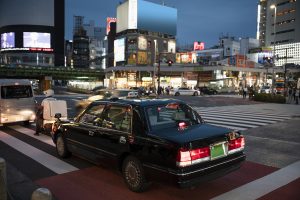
top-left (167, 60), bottom-right (173, 66)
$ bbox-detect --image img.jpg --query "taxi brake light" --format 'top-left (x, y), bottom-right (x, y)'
top-left (177, 147), bottom-right (210, 167)
top-left (228, 136), bottom-right (245, 154)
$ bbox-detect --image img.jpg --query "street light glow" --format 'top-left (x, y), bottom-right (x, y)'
top-left (270, 4), bottom-right (276, 9)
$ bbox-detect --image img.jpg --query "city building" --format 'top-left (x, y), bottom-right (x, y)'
top-left (72, 16), bottom-right (107, 69)
top-left (0, 0), bottom-right (65, 67)
top-left (105, 0), bottom-right (177, 88)
top-left (257, 0), bottom-right (300, 69)
top-left (257, 0), bottom-right (268, 46)
top-left (83, 20), bottom-right (106, 69)
top-left (72, 16), bottom-right (89, 68)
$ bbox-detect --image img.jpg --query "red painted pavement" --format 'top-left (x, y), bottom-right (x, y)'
top-left (36, 161), bottom-right (278, 200)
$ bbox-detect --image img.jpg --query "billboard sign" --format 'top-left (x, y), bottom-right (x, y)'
top-left (23, 32), bottom-right (51, 48)
top-left (117, 0), bottom-right (177, 36)
top-left (194, 42), bottom-right (205, 51)
top-left (137, 51), bottom-right (147, 64)
top-left (138, 36), bottom-right (147, 50)
top-left (1, 32), bottom-right (15, 49)
top-left (168, 40), bottom-right (176, 53)
top-left (114, 38), bottom-right (125, 62)
top-left (106, 17), bottom-right (117, 35)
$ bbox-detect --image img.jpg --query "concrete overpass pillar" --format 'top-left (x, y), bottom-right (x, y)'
top-left (39, 76), bottom-right (52, 92)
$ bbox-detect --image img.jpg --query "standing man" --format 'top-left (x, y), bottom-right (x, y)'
top-left (35, 89), bottom-right (56, 136)
top-left (243, 87), bottom-right (247, 99)
top-left (295, 88), bottom-right (299, 105)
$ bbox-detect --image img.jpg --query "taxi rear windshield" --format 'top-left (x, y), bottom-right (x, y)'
top-left (146, 103), bottom-right (202, 130)
top-left (1, 85), bottom-right (33, 99)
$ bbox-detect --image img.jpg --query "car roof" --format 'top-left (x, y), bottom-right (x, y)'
top-left (92, 98), bottom-right (184, 107)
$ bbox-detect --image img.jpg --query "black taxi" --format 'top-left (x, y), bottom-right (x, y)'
top-left (52, 98), bottom-right (245, 192)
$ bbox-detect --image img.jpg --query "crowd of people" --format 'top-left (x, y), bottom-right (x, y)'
top-left (287, 87), bottom-right (300, 104)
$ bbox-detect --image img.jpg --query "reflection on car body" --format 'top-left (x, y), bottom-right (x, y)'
top-left (52, 99), bottom-right (245, 192)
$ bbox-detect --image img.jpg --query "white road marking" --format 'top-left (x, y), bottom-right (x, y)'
top-left (9, 125), bottom-right (55, 147)
top-left (0, 130), bottom-right (78, 174)
top-left (204, 119), bottom-right (258, 128)
top-left (212, 161), bottom-right (300, 200)
top-left (207, 123), bottom-right (248, 131)
top-left (202, 114), bottom-right (280, 123)
top-left (203, 116), bottom-right (269, 126)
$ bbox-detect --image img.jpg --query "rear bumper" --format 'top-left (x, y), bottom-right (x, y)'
top-left (144, 153), bottom-right (246, 188)
top-left (175, 154), bottom-right (246, 188)
top-left (0, 113), bottom-right (36, 124)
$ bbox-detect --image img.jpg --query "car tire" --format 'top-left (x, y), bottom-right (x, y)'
top-left (56, 133), bottom-right (71, 158)
top-left (175, 92), bottom-right (180, 96)
top-left (193, 92), bottom-right (198, 96)
top-left (122, 156), bottom-right (149, 192)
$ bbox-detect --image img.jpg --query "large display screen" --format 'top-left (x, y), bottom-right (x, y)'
top-left (1, 32), bottom-right (15, 49)
top-left (0, 0), bottom-right (54, 27)
top-left (117, 0), bottom-right (177, 36)
top-left (114, 38), bottom-right (125, 62)
top-left (23, 32), bottom-right (51, 48)
top-left (137, 0), bottom-right (177, 36)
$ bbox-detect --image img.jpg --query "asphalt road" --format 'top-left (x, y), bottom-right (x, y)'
top-left (1, 93), bottom-right (299, 199)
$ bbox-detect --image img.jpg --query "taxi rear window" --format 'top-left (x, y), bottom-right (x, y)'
top-left (1, 85), bottom-right (33, 99)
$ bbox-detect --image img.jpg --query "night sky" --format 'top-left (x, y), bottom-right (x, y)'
top-left (66, 0), bottom-right (258, 48)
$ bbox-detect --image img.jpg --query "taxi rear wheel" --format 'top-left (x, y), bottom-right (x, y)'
top-left (56, 133), bottom-right (70, 158)
top-left (122, 156), bottom-right (148, 192)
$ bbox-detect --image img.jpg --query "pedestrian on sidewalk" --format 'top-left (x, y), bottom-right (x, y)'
top-left (295, 88), bottom-right (299, 105)
top-left (288, 87), bottom-right (293, 103)
top-left (242, 87), bottom-right (247, 99)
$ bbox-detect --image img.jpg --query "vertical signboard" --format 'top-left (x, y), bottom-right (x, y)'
top-left (114, 38), bottom-right (125, 62)
top-left (106, 17), bottom-right (117, 35)
top-left (128, 0), bottom-right (138, 29)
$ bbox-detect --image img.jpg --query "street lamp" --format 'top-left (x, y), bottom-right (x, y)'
top-left (270, 4), bottom-right (277, 93)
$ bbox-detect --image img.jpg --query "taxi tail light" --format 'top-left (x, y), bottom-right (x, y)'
top-left (228, 136), bottom-right (245, 154)
top-left (176, 147), bottom-right (210, 167)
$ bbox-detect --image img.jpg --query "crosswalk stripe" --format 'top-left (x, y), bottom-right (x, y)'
top-left (206, 123), bottom-right (248, 131)
top-left (202, 116), bottom-right (269, 126)
top-left (191, 105), bottom-right (294, 130)
top-left (204, 119), bottom-right (258, 128)
top-left (9, 125), bottom-right (55, 147)
top-left (201, 113), bottom-right (287, 123)
top-left (0, 130), bottom-right (78, 174)
top-left (196, 109), bottom-right (291, 119)
top-left (212, 161), bottom-right (300, 200)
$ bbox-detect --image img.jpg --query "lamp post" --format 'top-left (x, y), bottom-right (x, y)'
top-left (270, 4), bottom-right (277, 94)
top-left (157, 52), bottom-right (174, 90)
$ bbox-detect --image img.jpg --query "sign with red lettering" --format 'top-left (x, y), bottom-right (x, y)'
top-left (194, 42), bottom-right (205, 51)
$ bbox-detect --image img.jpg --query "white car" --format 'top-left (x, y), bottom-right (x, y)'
top-left (259, 86), bottom-right (271, 94)
top-left (170, 87), bottom-right (200, 96)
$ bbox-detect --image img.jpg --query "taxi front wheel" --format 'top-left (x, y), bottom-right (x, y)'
top-left (122, 156), bottom-right (149, 192)
top-left (56, 133), bottom-right (71, 158)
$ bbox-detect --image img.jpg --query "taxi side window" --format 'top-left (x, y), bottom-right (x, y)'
top-left (102, 105), bottom-right (132, 133)
top-left (78, 104), bottom-right (105, 125)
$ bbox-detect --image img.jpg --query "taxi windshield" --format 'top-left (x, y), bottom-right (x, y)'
top-left (146, 102), bottom-right (202, 130)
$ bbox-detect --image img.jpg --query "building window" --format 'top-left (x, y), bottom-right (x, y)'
top-left (271, 29), bottom-right (295, 35)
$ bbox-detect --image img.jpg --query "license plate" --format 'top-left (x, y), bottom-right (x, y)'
top-left (210, 143), bottom-right (227, 160)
